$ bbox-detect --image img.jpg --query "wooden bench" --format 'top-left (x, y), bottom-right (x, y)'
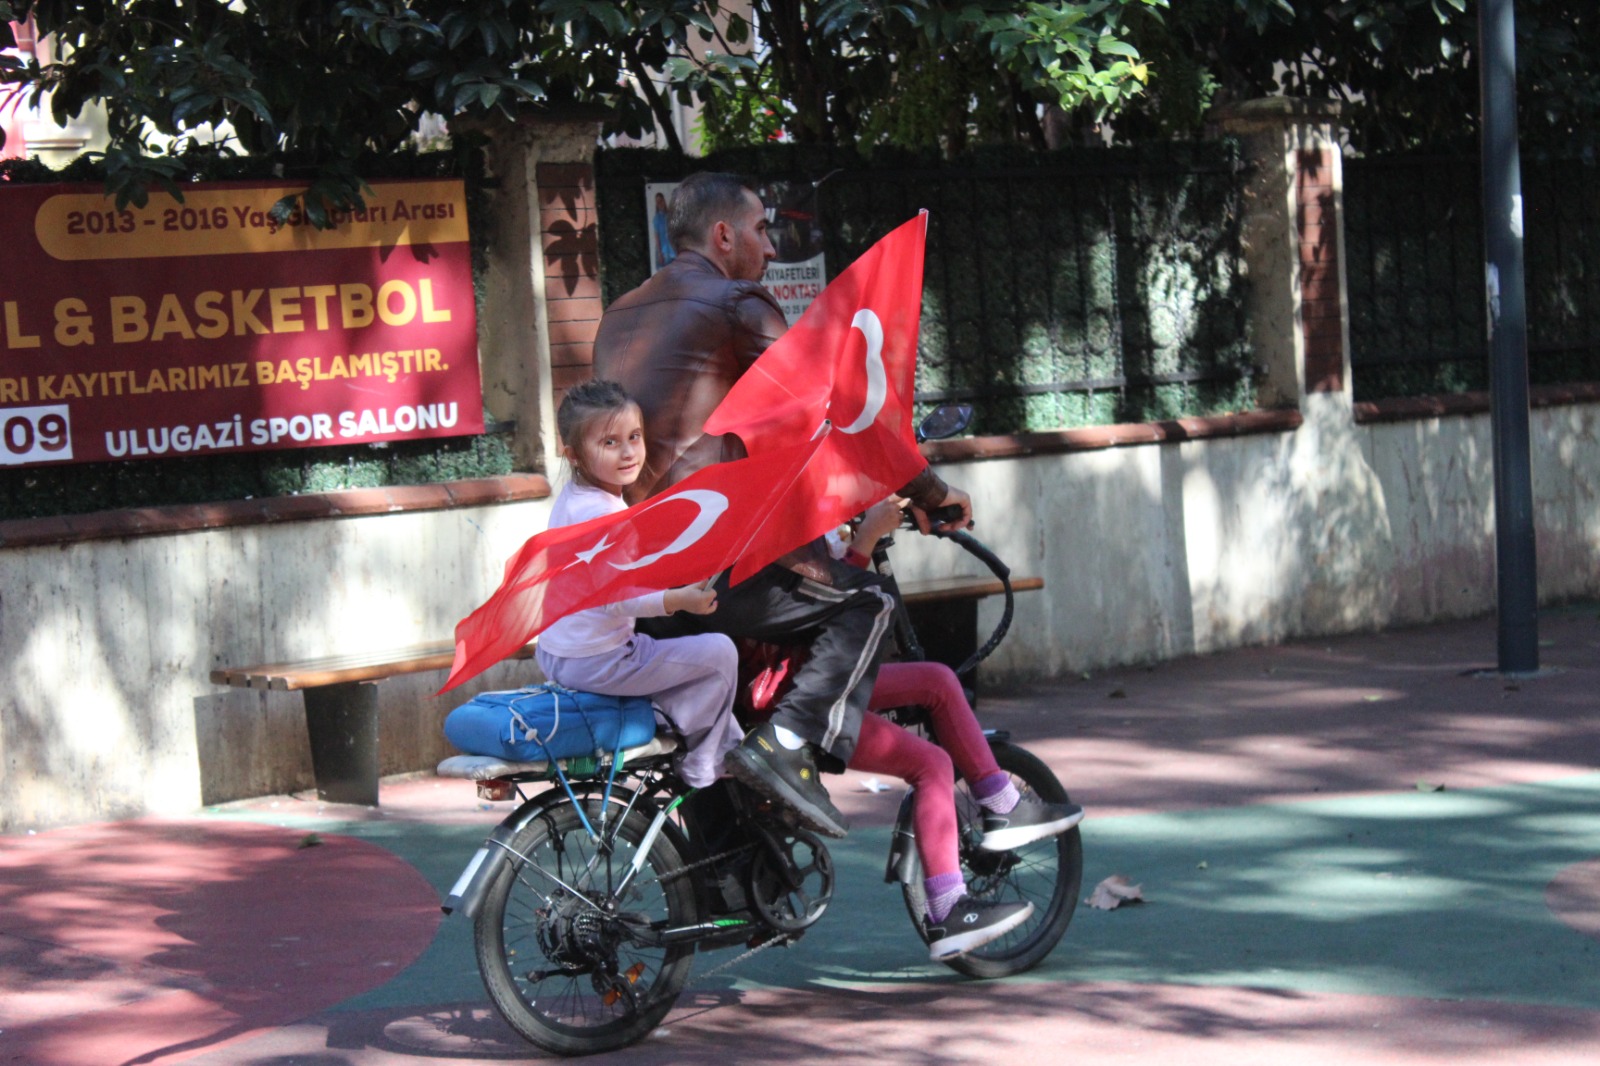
top-left (899, 574), bottom-right (1045, 695)
top-left (210, 641), bottom-right (538, 806)
top-left (210, 573), bottom-right (1039, 807)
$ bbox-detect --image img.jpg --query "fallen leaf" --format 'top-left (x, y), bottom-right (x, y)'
top-left (1415, 780), bottom-right (1445, 792)
top-left (1087, 874), bottom-right (1144, 910)
top-left (298, 833), bottom-right (324, 848)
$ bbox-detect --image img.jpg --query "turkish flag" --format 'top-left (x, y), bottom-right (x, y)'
top-left (442, 438), bottom-right (823, 691)
top-left (706, 212), bottom-right (931, 582)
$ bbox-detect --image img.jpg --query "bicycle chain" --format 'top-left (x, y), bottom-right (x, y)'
top-left (652, 838), bottom-right (801, 987)
top-left (657, 840), bottom-right (757, 884)
top-left (687, 928), bottom-right (795, 986)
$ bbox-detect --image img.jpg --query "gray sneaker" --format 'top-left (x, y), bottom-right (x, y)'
top-left (724, 723), bottom-right (848, 839)
top-left (926, 895), bottom-right (1034, 960)
top-left (979, 794), bottom-right (1084, 851)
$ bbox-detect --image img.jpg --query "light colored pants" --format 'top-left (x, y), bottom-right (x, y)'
top-left (536, 631), bottom-right (742, 789)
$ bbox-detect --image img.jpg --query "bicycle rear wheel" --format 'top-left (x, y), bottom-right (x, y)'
top-left (901, 739), bottom-right (1083, 978)
top-left (475, 797), bottom-right (698, 1055)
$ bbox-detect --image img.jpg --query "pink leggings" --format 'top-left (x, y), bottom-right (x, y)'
top-left (848, 661), bottom-right (1002, 878)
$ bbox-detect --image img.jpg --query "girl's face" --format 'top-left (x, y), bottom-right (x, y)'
top-left (572, 405), bottom-right (645, 495)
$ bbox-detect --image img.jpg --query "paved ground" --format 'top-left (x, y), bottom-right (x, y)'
top-left (3, 605), bottom-right (1599, 1065)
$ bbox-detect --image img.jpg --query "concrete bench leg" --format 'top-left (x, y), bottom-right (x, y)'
top-left (302, 681), bottom-right (381, 806)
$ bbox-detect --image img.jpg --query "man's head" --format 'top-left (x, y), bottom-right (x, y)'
top-left (668, 172), bottom-right (775, 282)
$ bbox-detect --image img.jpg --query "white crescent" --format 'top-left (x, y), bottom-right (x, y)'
top-left (837, 308), bottom-right (888, 435)
top-left (610, 489), bottom-right (729, 571)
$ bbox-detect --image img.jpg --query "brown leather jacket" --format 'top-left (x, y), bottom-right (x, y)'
top-left (593, 251), bottom-right (784, 504)
top-left (592, 250), bottom-right (950, 530)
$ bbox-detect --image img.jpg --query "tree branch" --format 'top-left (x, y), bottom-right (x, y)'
top-left (624, 39), bottom-right (683, 154)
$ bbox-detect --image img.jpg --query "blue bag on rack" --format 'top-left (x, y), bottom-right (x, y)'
top-left (443, 685), bottom-right (659, 762)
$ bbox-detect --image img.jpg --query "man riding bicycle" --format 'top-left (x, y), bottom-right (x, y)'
top-left (592, 171), bottom-right (973, 840)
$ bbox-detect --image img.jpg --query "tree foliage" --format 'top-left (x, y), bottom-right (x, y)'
top-left (1, 1), bottom-right (720, 214)
top-left (1113, 0), bottom-right (1600, 156)
top-left (677, 1), bottom-right (1166, 153)
top-left (6, 0), bottom-right (1594, 213)
top-left (1, 0), bottom-right (1166, 214)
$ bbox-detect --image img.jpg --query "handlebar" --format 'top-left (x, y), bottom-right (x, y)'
top-left (869, 508), bottom-right (1011, 677)
top-left (928, 528), bottom-right (1015, 677)
top-left (921, 503), bottom-right (968, 527)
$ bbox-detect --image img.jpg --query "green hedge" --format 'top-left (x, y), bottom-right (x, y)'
top-left (0, 148), bottom-right (512, 522)
top-left (596, 142), bottom-right (1253, 437)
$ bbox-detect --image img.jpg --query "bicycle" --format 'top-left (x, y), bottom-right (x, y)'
top-left (439, 409), bottom-right (1084, 1056)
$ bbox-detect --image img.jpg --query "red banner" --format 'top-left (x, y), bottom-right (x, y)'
top-left (0, 178), bottom-right (483, 467)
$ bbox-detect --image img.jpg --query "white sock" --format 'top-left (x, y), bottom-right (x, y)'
top-left (772, 724), bottom-right (807, 750)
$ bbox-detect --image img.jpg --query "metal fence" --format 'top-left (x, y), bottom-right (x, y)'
top-left (1344, 154), bottom-right (1600, 401)
top-left (596, 144), bottom-right (1255, 437)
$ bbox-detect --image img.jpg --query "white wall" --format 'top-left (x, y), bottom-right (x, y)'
top-left (889, 396), bottom-right (1600, 686)
top-left (1, 497), bottom-right (554, 831)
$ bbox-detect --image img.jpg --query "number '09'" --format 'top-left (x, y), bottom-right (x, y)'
top-left (4, 413), bottom-right (68, 454)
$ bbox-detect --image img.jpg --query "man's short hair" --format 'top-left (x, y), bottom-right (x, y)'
top-left (668, 172), bottom-right (758, 251)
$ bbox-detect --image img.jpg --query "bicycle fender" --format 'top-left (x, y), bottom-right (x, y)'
top-left (884, 789), bottom-right (920, 885)
top-left (443, 783), bottom-right (662, 919)
top-left (442, 822), bottom-right (519, 919)
top-left (442, 791), bottom-right (571, 919)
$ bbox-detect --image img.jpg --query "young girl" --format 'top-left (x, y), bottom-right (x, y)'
top-left (842, 497), bottom-right (1086, 960)
top-left (534, 380), bottom-right (744, 790)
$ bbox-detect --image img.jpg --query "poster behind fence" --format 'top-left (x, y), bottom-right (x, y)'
top-left (645, 179), bottom-right (825, 324)
top-left (0, 178), bottom-right (483, 468)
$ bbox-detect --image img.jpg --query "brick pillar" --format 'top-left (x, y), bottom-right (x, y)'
top-left (1296, 147), bottom-right (1345, 393)
top-left (473, 111), bottom-right (605, 474)
top-left (1215, 98), bottom-right (1351, 408)
top-left (537, 162), bottom-right (602, 416)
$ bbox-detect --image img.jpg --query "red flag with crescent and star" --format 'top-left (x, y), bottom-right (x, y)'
top-left (441, 436), bottom-right (824, 691)
top-left (704, 212), bottom-right (931, 582)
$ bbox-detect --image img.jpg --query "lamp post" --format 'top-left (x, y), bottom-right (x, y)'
top-left (1479, 0), bottom-right (1539, 673)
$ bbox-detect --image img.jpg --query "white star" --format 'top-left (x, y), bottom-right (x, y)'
top-left (567, 532), bottom-right (614, 568)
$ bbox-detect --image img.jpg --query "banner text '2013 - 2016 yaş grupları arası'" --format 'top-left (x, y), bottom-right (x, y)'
top-left (0, 178), bottom-right (484, 467)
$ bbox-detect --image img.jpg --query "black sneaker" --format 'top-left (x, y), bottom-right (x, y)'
top-left (979, 794), bottom-right (1084, 851)
top-left (724, 723), bottom-right (848, 839)
top-left (926, 895), bottom-right (1034, 960)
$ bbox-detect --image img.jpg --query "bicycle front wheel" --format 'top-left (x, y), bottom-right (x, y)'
top-left (475, 797), bottom-right (698, 1056)
top-left (901, 739), bottom-right (1084, 978)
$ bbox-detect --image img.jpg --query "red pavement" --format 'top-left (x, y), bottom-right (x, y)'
top-left (2, 606), bottom-right (1598, 1065)
top-left (0, 820), bottom-right (439, 1066)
